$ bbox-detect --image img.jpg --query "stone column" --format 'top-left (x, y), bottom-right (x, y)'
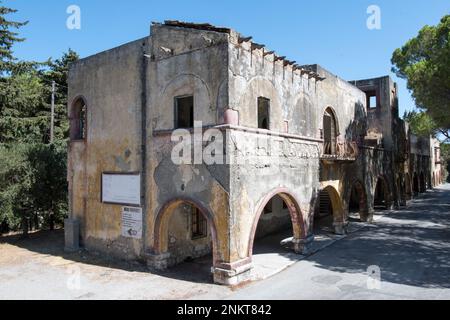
top-left (212, 259), bottom-right (253, 286)
top-left (359, 208), bottom-right (374, 223)
top-left (64, 218), bottom-right (80, 252)
top-left (333, 220), bottom-right (347, 235)
top-left (146, 252), bottom-right (171, 270)
top-left (292, 234), bottom-right (315, 255)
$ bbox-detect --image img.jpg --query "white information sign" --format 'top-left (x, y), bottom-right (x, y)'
top-left (102, 173), bottom-right (141, 206)
top-left (121, 206), bottom-right (143, 239)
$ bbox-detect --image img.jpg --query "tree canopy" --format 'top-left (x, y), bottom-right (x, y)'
top-left (392, 15), bottom-right (450, 141)
top-left (0, 2), bottom-right (78, 234)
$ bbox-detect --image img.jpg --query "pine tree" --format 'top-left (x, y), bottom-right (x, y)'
top-left (0, 1), bottom-right (28, 73)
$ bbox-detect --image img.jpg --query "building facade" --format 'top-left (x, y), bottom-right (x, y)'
top-left (65, 21), bottom-right (442, 285)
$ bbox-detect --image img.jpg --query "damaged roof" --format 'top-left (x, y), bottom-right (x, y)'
top-left (160, 20), bottom-right (232, 34)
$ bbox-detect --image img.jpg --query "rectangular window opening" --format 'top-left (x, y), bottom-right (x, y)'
top-left (175, 96), bottom-right (194, 129)
top-left (258, 97), bottom-right (270, 130)
top-left (366, 91), bottom-right (377, 109)
top-left (191, 207), bottom-right (207, 239)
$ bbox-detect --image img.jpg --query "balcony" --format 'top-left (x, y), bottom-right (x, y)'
top-left (320, 140), bottom-right (359, 163)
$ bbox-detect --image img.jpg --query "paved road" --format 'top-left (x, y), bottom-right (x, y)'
top-left (228, 184), bottom-right (450, 300)
top-left (1, 185), bottom-right (449, 300)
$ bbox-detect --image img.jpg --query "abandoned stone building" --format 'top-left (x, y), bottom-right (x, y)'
top-left (65, 21), bottom-right (444, 285)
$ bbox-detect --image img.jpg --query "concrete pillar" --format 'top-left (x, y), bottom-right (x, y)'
top-left (212, 259), bottom-right (252, 286)
top-left (223, 108), bottom-right (239, 126)
top-left (359, 208), bottom-right (374, 223)
top-left (292, 234), bottom-right (315, 254)
top-left (146, 252), bottom-right (171, 270)
top-left (333, 221), bottom-right (347, 235)
top-left (64, 218), bottom-right (80, 252)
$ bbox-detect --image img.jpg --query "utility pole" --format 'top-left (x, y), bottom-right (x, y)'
top-left (50, 81), bottom-right (55, 144)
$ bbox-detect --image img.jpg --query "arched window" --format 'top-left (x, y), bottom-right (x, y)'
top-left (70, 98), bottom-right (87, 141)
top-left (323, 107), bottom-right (338, 155)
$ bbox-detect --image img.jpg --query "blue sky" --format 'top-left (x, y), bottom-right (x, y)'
top-left (6, 0), bottom-right (450, 116)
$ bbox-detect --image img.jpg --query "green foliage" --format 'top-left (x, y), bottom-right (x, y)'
top-left (0, 143), bottom-right (68, 231)
top-left (27, 143), bottom-right (68, 228)
top-left (392, 15), bottom-right (450, 140)
top-left (0, 3), bottom-right (78, 234)
top-left (403, 110), bottom-right (437, 137)
top-left (0, 143), bottom-right (34, 230)
top-left (0, 1), bottom-right (28, 73)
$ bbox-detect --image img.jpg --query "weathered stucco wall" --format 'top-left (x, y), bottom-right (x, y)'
top-left (67, 21), bottom-right (441, 286)
top-left (145, 25), bottom-right (231, 266)
top-left (68, 37), bottom-right (149, 259)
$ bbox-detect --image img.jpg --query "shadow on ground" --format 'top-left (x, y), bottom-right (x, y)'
top-left (0, 229), bottom-right (215, 284)
top-left (1, 185), bottom-right (449, 288)
top-left (303, 185), bottom-right (450, 289)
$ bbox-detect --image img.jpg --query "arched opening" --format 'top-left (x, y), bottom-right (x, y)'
top-left (153, 198), bottom-right (218, 278)
top-left (405, 173), bottom-right (412, 200)
top-left (413, 173), bottom-right (420, 195)
top-left (347, 180), bottom-right (368, 221)
top-left (323, 107), bottom-right (338, 155)
top-left (315, 186), bottom-right (345, 234)
top-left (419, 172), bottom-right (426, 193)
top-left (374, 177), bottom-right (390, 210)
top-left (249, 190), bottom-right (305, 258)
top-left (70, 97), bottom-right (87, 141)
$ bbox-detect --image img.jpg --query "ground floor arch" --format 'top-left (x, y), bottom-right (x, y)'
top-left (315, 185), bottom-right (346, 234)
top-left (347, 180), bottom-right (370, 222)
top-left (153, 198), bottom-right (219, 269)
top-left (413, 173), bottom-right (419, 194)
top-left (374, 176), bottom-right (391, 210)
top-left (419, 172), bottom-right (426, 193)
top-left (405, 173), bottom-right (412, 200)
top-left (248, 189), bottom-right (307, 257)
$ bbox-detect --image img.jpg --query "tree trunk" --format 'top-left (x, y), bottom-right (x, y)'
top-left (34, 213), bottom-right (39, 231)
top-left (21, 216), bottom-right (29, 238)
top-left (49, 212), bottom-right (55, 231)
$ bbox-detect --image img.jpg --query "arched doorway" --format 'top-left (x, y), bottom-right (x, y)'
top-left (413, 173), bottom-right (420, 195)
top-left (405, 173), bottom-right (412, 200)
top-left (323, 107), bottom-right (338, 155)
top-left (249, 190), bottom-right (306, 257)
top-left (374, 176), bottom-right (391, 210)
top-left (347, 180), bottom-right (369, 222)
top-left (153, 198), bottom-right (218, 275)
top-left (315, 186), bottom-right (346, 234)
top-left (419, 172), bottom-right (426, 193)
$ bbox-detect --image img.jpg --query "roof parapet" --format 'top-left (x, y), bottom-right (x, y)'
top-left (153, 20), bottom-right (327, 82)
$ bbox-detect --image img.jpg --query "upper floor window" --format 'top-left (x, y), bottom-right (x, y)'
top-left (323, 108), bottom-right (338, 155)
top-left (366, 90), bottom-right (377, 109)
top-left (258, 97), bottom-right (270, 130)
top-left (175, 95), bottom-right (194, 129)
top-left (70, 98), bottom-right (87, 141)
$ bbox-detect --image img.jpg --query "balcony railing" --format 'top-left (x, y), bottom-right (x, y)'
top-left (321, 140), bottom-right (359, 162)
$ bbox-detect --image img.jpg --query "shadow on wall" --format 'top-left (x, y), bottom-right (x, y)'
top-left (344, 102), bottom-right (368, 143)
top-left (304, 187), bottom-right (450, 289)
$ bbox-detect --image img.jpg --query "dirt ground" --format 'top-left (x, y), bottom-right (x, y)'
top-left (0, 230), bottom-right (231, 300)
